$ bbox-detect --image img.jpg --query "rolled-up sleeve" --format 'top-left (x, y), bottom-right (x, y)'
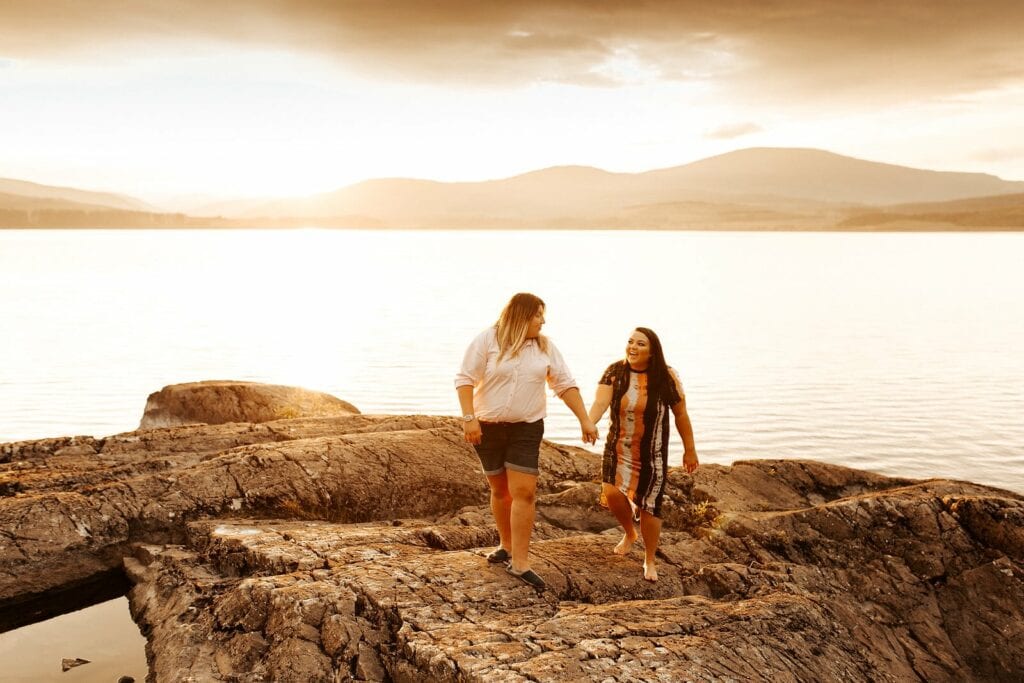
top-left (545, 341), bottom-right (578, 396)
top-left (454, 329), bottom-right (490, 389)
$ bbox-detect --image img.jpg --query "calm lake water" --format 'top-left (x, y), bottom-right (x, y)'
top-left (2, 229), bottom-right (1023, 494)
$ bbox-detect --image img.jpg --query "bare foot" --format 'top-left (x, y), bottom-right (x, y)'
top-left (613, 529), bottom-right (638, 555)
top-left (643, 560), bottom-right (658, 582)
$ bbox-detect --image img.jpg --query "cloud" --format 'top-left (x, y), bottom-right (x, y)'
top-left (2, 1), bottom-right (1023, 102)
top-left (705, 122), bottom-right (764, 140)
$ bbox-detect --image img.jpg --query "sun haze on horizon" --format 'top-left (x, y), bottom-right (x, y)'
top-left (1, 0), bottom-right (1023, 206)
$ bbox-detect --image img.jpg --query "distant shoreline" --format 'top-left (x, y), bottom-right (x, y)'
top-left (5, 149), bottom-right (1024, 232)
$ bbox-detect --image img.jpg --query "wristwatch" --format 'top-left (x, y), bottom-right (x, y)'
top-left (462, 414), bottom-right (476, 422)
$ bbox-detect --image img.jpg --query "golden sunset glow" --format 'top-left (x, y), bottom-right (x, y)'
top-left (1, 1), bottom-right (1022, 210)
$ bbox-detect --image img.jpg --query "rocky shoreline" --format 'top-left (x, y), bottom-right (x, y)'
top-left (2, 381), bottom-right (1022, 681)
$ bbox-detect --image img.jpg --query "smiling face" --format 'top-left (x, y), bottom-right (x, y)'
top-left (625, 330), bottom-right (651, 370)
top-left (526, 306), bottom-right (545, 338)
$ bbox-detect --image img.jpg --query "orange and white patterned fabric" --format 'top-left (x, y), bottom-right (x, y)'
top-left (599, 360), bottom-right (683, 517)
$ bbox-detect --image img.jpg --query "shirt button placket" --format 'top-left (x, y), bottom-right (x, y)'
top-left (507, 365), bottom-right (518, 418)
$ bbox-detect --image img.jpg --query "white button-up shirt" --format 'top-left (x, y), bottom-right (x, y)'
top-left (454, 327), bottom-right (578, 423)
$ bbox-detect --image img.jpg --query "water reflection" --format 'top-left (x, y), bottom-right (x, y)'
top-left (0, 595), bottom-right (147, 682)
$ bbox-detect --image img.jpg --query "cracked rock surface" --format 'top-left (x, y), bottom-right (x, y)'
top-left (3, 382), bottom-right (1024, 681)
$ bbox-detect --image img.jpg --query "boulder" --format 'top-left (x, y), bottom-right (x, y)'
top-left (138, 380), bottom-right (360, 429)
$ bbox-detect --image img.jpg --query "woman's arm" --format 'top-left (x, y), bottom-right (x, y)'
top-left (671, 396), bottom-right (698, 473)
top-left (588, 384), bottom-right (613, 425)
top-left (456, 385), bottom-right (482, 445)
top-left (668, 368), bottom-right (697, 472)
top-left (455, 330), bottom-right (490, 445)
top-left (559, 387), bottom-right (598, 444)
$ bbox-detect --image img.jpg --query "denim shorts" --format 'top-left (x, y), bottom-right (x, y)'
top-left (474, 419), bottom-right (545, 476)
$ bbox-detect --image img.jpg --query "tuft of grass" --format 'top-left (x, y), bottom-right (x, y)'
top-left (673, 499), bottom-right (721, 535)
top-left (273, 497), bottom-right (318, 520)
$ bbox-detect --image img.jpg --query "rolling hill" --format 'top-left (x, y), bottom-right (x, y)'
top-left (839, 192), bottom-right (1024, 230)
top-left (0, 178), bottom-right (156, 212)
top-left (3, 149), bottom-right (1023, 229)
top-left (213, 148), bottom-right (1024, 229)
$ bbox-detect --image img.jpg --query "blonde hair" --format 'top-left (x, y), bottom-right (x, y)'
top-left (495, 292), bottom-right (548, 361)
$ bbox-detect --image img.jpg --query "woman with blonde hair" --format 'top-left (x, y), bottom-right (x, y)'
top-left (588, 327), bottom-right (698, 582)
top-left (456, 293), bottom-right (597, 590)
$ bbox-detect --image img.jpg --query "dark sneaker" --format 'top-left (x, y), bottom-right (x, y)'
top-left (506, 565), bottom-right (546, 590)
top-left (486, 547), bottom-right (511, 564)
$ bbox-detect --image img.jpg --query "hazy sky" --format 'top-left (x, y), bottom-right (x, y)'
top-left (2, 0), bottom-right (1022, 205)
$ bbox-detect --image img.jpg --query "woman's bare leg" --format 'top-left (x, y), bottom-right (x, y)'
top-left (602, 483), bottom-right (638, 554)
top-left (506, 469), bottom-right (538, 572)
top-left (485, 471), bottom-right (512, 554)
top-left (639, 510), bottom-right (662, 581)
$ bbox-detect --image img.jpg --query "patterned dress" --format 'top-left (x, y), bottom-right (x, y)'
top-left (599, 360), bottom-right (683, 517)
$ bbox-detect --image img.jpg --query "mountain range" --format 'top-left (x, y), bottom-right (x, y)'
top-left (3, 148), bottom-right (1023, 230)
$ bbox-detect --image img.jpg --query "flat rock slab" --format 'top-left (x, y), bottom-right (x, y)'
top-left (0, 415), bottom-right (472, 603)
top-left (128, 479), bottom-right (1024, 682)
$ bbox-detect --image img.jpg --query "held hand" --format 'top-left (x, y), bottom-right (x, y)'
top-left (581, 419), bottom-right (599, 445)
top-left (682, 450), bottom-right (698, 473)
top-left (463, 419), bottom-right (482, 445)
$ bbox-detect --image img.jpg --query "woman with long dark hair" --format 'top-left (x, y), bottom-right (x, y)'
top-left (588, 327), bottom-right (698, 581)
top-left (455, 293), bottom-right (598, 590)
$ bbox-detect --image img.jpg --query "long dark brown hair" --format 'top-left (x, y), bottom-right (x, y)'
top-left (602, 327), bottom-right (681, 472)
top-left (609, 326), bottom-right (680, 421)
top-left (634, 326), bottom-right (677, 409)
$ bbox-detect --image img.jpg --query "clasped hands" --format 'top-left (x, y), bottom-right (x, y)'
top-left (580, 419), bottom-right (598, 445)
